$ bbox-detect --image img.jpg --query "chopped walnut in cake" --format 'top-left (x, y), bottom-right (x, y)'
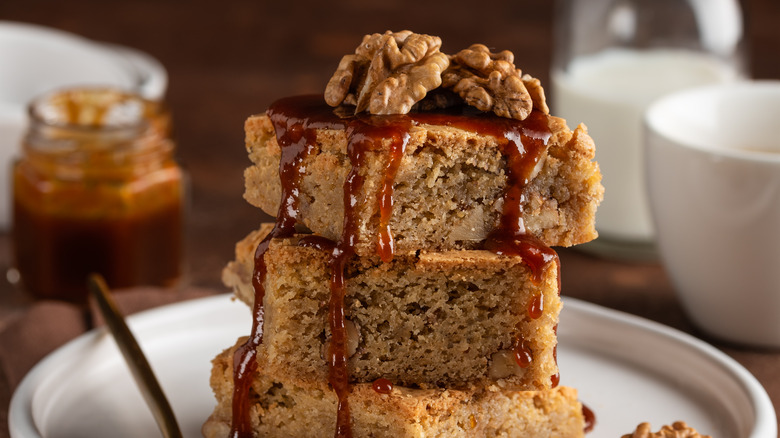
top-left (325, 31), bottom-right (548, 120)
top-left (622, 421), bottom-right (711, 438)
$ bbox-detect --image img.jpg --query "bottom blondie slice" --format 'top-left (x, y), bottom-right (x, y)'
top-left (203, 339), bottom-right (585, 438)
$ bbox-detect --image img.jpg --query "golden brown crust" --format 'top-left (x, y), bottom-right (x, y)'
top-left (243, 112), bottom-right (602, 257)
top-left (223, 226), bottom-right (561, 389)
top-left (203, 338), bottom-right (585, 438)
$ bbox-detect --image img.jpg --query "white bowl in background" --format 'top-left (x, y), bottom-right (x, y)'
top-left (645, 81), bottom-right (780, 348)
top-left (0, 20), bottom-right (168, 230)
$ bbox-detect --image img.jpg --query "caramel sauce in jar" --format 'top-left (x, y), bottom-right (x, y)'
top-left (12, 88), bottom-right (185, 304)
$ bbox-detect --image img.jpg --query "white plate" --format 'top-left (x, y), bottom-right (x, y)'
top-left (9, 295), bottom-right (777, 438)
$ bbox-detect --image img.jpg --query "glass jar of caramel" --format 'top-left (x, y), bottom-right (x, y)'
top-left (12, 88), bottom-right (185, 304)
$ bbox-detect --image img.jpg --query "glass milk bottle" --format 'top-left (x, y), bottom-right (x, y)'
top-left (552, 0), bottom-right (747, 258)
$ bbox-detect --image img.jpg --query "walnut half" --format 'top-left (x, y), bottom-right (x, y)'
top-left (325, 30), bottom-right (449, 115)
top-left (442, 44), bottom-right (548, 120)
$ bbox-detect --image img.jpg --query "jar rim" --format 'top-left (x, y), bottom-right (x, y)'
top-left (22, 87), bottom-right (175, 172)
top-left (27, 87), bottom-right (166, 134)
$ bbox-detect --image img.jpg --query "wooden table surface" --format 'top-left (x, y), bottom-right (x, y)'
top-left (1, 0), bottom-right (779, 436)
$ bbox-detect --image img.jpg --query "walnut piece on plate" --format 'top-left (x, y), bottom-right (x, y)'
top-left (325, 30), bottom-right (449, 115)
top-left (622, 421), bottom-right (711, 438)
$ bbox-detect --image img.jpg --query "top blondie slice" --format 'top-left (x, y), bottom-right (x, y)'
top-left (244, 109), bottom-right (602, 257)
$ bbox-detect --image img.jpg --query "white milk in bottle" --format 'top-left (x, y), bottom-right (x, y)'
top-left (552, 48), bottom-right (740, 247)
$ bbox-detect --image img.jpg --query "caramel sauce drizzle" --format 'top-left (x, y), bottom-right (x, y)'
top-left (372, 377), bottom-right (394, 395)
top-left (481, 110), bottom-right (557, 283)
top-left (377, 128), bottom-right (409, 262)
top-left (470, 110), bottom-right (560, 383)
top-left (513, 332), bottom-right (534, 368)
top-left (582, 403), bottom-right (596, 433)
top-left (230, 95), bottom-right (562, 436)
top-left (329, 117), bottom-right (411, 437)
top-left (529, 293), bottom-right (544, 320)
top-left (229, 96), bottom-right (339, 438)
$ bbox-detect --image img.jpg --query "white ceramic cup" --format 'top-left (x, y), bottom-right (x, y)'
top-left (645, 81), bottom-right (780, 348)
top-left (0, 21), bottom-right (167, 230)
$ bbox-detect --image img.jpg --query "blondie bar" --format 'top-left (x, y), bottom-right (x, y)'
top-left (243, 108), bottom-right (602, 258)
top-left (203, 339), bottom-right (584, 438)
top-left (223, 226), bottom-right (561, 389)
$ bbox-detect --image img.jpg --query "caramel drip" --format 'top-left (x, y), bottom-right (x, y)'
top-left (372, 378), bottom-right (394, 395)
top-left (229, 96), bottom-right (343, 438)
top-left (326, 117), bottom-right (410, 437)
top-left (582, 403), bottom-right (596, 433)
top-left (326, 125), bottom-right (364, 438)
top-left (229, 232), bottom-right (275, 438)
top-left (481, 111), bottom-right (556, 282)
top-left (513, 332), bottom-right (533, 368)
top-left (377, 128), bottom-right (410, 262)
top-left (528, 293), bottom-right (544, 319)
top-left (299, 235), bottom-right (337, 252)
top-left (329, 251), bottom-right (352, 438)
top-left (299, 228), bottom-right (350, 435)
top-left (471, 111), bottom-right (562, 383)
top-left (551, 371), bottom-right (561, 388)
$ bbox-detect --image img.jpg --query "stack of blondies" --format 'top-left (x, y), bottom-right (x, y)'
top-left (204, 31), bottom-right (603, 438)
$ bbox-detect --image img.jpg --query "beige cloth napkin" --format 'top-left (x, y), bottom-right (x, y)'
top-left (0, 286), bottom-right (216, 391)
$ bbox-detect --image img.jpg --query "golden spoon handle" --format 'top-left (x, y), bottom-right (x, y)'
top-left (87, 273), bottom-right (183, 438)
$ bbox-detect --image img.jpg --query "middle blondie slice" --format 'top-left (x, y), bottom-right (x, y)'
top-left (224, 226), bottom-right (561, 390)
